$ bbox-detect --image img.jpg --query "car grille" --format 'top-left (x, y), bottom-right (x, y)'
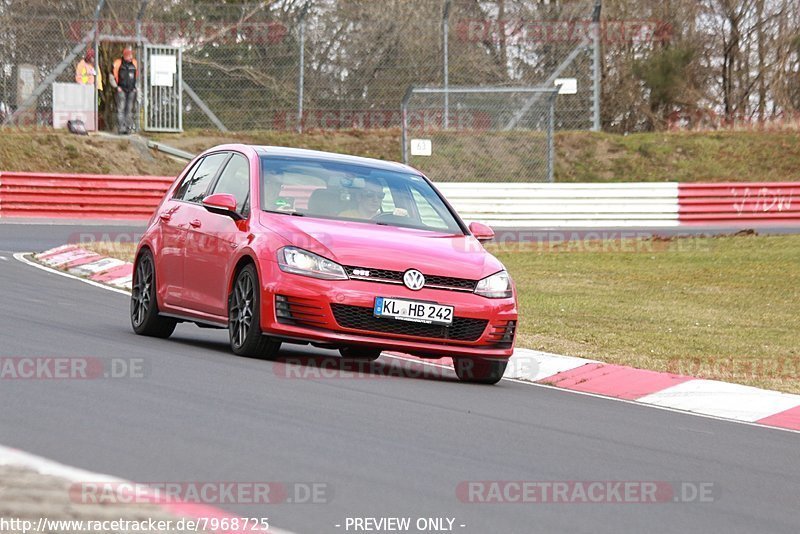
top-left (331, 304), bottom-right (487, 342)
top-left (344, 266), bottom-right (477, 292)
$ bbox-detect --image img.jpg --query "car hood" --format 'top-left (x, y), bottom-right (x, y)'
top-left (261, 212), bottom-right (504, 280)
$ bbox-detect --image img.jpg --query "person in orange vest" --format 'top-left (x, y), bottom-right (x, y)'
top-left (75, 49), bottom-right (102, 90)
top-left (110, 46), bottom-right (138, 134)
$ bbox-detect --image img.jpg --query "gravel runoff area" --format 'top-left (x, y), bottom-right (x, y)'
top-left (0, 465), bottom-right (211, 534)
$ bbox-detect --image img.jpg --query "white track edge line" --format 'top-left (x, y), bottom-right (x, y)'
top-left (14, 252), bottom-right (130, 296)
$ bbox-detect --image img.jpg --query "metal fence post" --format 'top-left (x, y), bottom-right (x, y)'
top-left (177, 46), bottom-right (183, 132)
top-left (297, 2), bottom-right (310, 134)
top-left (548, 93), bottom-right (556, 183)
top-left (296, 18), bottom-right (305, 133)
top-left (401, 86), bottom-right (414, 165)
top-left (591, 0), bottom-right (602, 132)
top-left (442, 0), bottom-right (451, 130)
top-left (136, 1), bottom-right (149, 133)
top-left (93, 4), bottom-right (100, 132)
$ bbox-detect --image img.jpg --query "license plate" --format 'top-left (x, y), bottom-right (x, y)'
top-left (373, 297), bottom-right (453, 326)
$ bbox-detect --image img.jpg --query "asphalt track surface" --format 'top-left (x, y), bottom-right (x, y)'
top-left (1, 224), bottom-right (799, 534)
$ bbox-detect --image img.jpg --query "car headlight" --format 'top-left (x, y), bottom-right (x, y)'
top-left (277, 247), bottom-right (348, 280)
top-left (474, 271), bottom-right (512, 298)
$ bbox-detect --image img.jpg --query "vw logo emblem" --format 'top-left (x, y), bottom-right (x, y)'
top-left (403, 269), bottom-right (425, 291)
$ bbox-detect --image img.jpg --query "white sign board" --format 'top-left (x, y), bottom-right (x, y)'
top-left (410, 139), bottom-right (432, 156)
top-left (17, 65), bottom-right (37, 105)
top-left (554, 78), bottom-right (578, 95)
top-left (52, 83), bottom-right (96, 130)
top-left (150, 54), bottom-right (176, 87)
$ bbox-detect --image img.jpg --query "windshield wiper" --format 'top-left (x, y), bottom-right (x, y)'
top-left (264, 209), bottom-right (304, 216)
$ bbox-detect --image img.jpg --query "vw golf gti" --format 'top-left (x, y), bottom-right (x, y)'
top-left (131, 145), bottom-right (517, 384)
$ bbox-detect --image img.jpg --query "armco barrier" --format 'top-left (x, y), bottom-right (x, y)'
top-left (0, 172), bottom-right (797, 227)
top-left (0, 172), bottom-right (174, 219)
top-left (436, 182), bottom-right (680, 227)
top-left (678, 183), bottom-right (800, 224)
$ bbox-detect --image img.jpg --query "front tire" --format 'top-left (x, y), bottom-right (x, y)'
top-left (229, 264), bottom-right (281, 359)
top-left (453, 357), bottom-right (507, 385)
top-left (131, 249), bottom-right (177, 338)
top-left (339, 346), bottom-right (383, 361)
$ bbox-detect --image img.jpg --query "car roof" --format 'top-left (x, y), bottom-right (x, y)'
top-left (252, 145), bottom-right (420, 174)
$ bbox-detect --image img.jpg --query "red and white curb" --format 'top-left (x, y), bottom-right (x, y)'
top-left (0, 444), bottom-right (296, 534)
top-left (34, 244), bottom-right (133, 290)
top-left (25, 245), bottom-right (800, 434)
top-left (388, 349), bottom-right (800, 433)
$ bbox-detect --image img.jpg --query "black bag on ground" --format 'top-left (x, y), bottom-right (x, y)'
top-left (67, 119), bottom-right (88, 135)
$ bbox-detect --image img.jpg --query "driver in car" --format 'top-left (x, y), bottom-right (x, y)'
top-left (264, 174), bottom-right (294, 212)
top-left (339, 178), bottom-right (408, 219)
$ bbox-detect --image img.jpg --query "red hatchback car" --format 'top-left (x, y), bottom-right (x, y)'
top-left (131, 145), bottom-right (517, 384)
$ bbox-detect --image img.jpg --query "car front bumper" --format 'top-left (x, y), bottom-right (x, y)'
top-left (259, 266), bottom-right (517, 360)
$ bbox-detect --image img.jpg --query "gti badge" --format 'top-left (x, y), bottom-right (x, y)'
top-left (403, 269), bottom-right (425, 291)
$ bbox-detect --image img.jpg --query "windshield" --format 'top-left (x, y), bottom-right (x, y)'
top-left (260, 156), bottom-right (464, 234)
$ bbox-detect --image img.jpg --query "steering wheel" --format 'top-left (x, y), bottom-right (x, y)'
top-left (371, 211), bottom-right (407, 224)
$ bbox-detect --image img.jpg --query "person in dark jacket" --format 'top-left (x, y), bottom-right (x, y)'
top-left (110, 46), bottom-right (138, 134)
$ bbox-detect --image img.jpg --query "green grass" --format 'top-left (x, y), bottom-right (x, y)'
top-left (492, 233), bottom-right (800, 393)
top-left (82, 233), bottom-right (800, 393)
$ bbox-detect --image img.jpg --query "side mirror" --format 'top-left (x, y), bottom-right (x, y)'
top-left (202, 193), bottom-right (243, 220)
top-left (468, 221), bottom-right (495, 242)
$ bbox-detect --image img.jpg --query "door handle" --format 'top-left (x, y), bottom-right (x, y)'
top-left (159, 213), bottom-right (171, 222)
top-left (189, 219), bottom-right (202, 228)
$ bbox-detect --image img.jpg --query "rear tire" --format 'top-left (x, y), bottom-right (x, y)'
top-left (453, 357), bottom-right (507, 385)
top-left (229, 264), bottom-right (281, 359)
top-left (131, 249), bottom-right (177, 338)
top-left (339, 346), bottom-right (383, 361)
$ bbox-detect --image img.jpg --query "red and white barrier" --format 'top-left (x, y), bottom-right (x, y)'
top-left (439, 182), bottom-right (800, 227)
top-left (678, 182), bottom-right (800, 224)
top-left (438, 182), bottom-right (680, 227)
top-left (1, 172), bottom-right (798, 226)
top-left (0, 172), bottom-right (174, 220)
